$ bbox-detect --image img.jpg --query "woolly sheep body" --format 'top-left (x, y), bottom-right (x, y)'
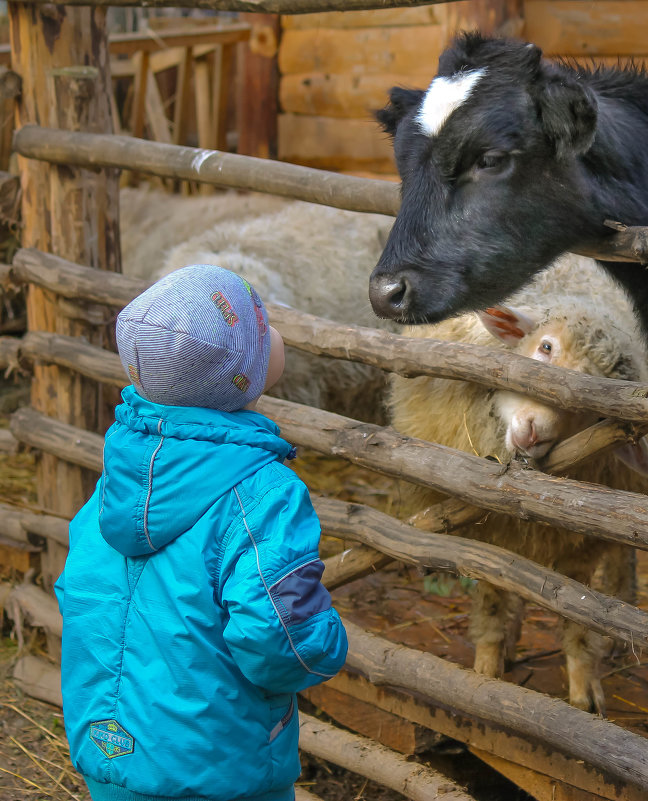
top-left (390, 253), bottom-right (648, 713)
top-left (119, 188), bottom-right (395, 420)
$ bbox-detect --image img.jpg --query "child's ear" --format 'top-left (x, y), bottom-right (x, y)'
top-left (477, 305), bottom-right (538, 344)
top-left (374, 87), bottom-right (425, 137)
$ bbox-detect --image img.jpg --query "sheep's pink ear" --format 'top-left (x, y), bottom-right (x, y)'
top-left (477, 305), bottom-right (538, 344)
top-left (614, 437), bottom-right (648, 477)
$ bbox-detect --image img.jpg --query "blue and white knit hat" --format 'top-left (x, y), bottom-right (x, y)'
top-left (116, 264), bottom-right (271, 411)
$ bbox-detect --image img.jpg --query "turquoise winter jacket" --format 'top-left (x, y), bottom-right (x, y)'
top-left (55, 386), bottom-right (348, 801)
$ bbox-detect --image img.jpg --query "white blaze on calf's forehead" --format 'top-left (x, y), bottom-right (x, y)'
top-left (416, 68), bottom-right (486, 137)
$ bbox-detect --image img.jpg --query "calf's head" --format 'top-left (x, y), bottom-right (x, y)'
top-left (369, 32), bottom-right (600, 324)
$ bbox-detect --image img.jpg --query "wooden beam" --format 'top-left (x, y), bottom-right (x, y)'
top-left (238, 13), bottom-right (280, 158)
top-left (8, 400), bottom-right (648, 649)
top-left (315, 671), bottom-right (646, 801)
top-left (278, 25), bottom-right (444, 74)
top-left (0, 501), bottom-right (69, 549)
top-left (13, 127), bottom-right (400, 216)
top-left (108, 24), bottom-right (250, 57)
top-left (525, 0), bottom-right (648, 56)
top-left (7, 0), bottom-right (473, 14)
top-left (9, 249), bottom-right (648, 423)
top-left (342, 620), bottom-right (648, 791)
top-left (13, 127), bottom-right (648, 262)
top-left (298, 711), bottom-right (476, 800)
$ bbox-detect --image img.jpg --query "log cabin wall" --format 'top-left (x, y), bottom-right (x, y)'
top-left (523, 0), bottom-right (648, 64)
top-left (277, 0), bottom-right (648, 176)
top-left (276, 0), bottom-right (521, 175)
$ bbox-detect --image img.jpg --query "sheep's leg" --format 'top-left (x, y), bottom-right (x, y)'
top-left (470, 581), bottom-right (522, 677)
top-left (597, 544), bottom-right (636, 605)
top-left (561, 621), bottom-right (607, 715)
top-left (555, 552), bottom-right (608, 714)
top-left (590, 544), bottom-right (636, 661)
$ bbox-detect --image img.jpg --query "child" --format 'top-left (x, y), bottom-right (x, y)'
top-left (55, 264), bottom-right (348, 801)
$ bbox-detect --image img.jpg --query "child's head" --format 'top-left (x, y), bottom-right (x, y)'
top-left (116, 264), bottom-right (284, 411)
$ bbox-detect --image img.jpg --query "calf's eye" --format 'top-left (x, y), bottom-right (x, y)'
top-left (476, 150), bottom-right (510, 172)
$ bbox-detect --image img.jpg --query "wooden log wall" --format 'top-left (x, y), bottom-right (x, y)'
top-left (276, 0), bottom-right (648, 174)
top-left (277, 1), bottom-right (520, 174)
top-left (8, 4), bottom-right (121, 591)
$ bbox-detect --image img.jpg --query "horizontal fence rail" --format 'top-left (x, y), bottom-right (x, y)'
top-left (297, 712), bottom-right (477, 801)
top-left (13, 127), bottom-right (648, 263)
top-left (8, 248), bottom-right (648, 422)
top-left (13, 0), bottom-right (458, 13)
top-left (7, 386), bottom-right (648, 551)
top-left (5, 405), bottom-right (648, 650)
top-left (13, 127), bottom-right (399, 216)
top-left (344, 620), bottom-right (648, 792)
top-left (313, 497), bottom-right (648, 649)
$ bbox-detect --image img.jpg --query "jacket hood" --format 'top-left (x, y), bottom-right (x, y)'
top-left (99, 386), bottom-right (294, 556)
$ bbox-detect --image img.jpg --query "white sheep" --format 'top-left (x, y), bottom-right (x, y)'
top-left (389, 253), bottom-right (648, 714)
top-left (119, 187), bottom-right (395, 421)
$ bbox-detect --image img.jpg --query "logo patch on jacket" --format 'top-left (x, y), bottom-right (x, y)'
top-left (89, 719), bottom-right (135, 758)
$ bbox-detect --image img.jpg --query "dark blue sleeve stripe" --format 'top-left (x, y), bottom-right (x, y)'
top-left (270, 559), bottom-right (332, 626)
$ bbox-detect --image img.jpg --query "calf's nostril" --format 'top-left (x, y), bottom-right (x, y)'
top-left (369, 274), bottom-right (410, 317)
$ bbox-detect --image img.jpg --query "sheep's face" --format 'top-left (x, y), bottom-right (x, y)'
top-left (493, 320), bottom-right (598, 459)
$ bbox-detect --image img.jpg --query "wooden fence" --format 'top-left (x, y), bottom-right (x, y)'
top-left (3, 1), bottom-right (648, 800)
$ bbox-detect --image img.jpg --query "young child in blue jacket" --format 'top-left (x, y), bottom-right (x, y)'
top-left (55, 264), bottom-right (348, 801)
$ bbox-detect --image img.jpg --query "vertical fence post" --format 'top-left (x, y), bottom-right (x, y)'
top-left (9, 3), bottom-right (121, 589)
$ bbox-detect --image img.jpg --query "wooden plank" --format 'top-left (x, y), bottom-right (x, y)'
top-left (12, 654), bottom-right (62, 707)
top-left (280, 72), bottom-right (432, 118)
top-left (278, 114), bottom-right (394, 172)
top-left (145, 70), bottom-right (172, 144)
top-left (215, 43), bottom-right (236, 152)
top-left (194, 54), bottom-right (213, 149)
top-left (107, 23), bottom-right (250, 58)
top-left (131, 51), bottom-right (150, 139)
top-left (320, 671), bottom-right (646, 801)
top-left (524, 1), bottom-right (648, 56)
top-left (238, 13), bottom-right (280, 158)
top-left (281, 6), bottom-right (443, 28)
top-left (303, 682), bottom-right (440, 755)
top-left (278, 26), bottom-right (445, 75)
top-left (173, 46), bottom-right (193, 146)
top-left (149, 43), bottom-right (215, 74)
top-left (469, 747), bottom-right (615, 801)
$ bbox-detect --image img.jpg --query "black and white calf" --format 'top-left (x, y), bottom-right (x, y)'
top-left (369, 32), bottom-right (648, 333)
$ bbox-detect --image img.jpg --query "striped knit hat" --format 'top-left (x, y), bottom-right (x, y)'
top-left (116, 264), bottom-right (271, 411)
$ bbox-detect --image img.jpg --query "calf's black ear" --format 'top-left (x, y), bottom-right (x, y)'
top-left (375, 87), bottom-right (425, 137)
top-left (533, 70), bottom-right (598, 159)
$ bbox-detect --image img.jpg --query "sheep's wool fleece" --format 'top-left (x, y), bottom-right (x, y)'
top-left (390, 253), bottom-right (648, 565)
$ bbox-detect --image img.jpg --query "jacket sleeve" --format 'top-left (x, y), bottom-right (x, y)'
top-left (217, 470), bottom-right (348, 695)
